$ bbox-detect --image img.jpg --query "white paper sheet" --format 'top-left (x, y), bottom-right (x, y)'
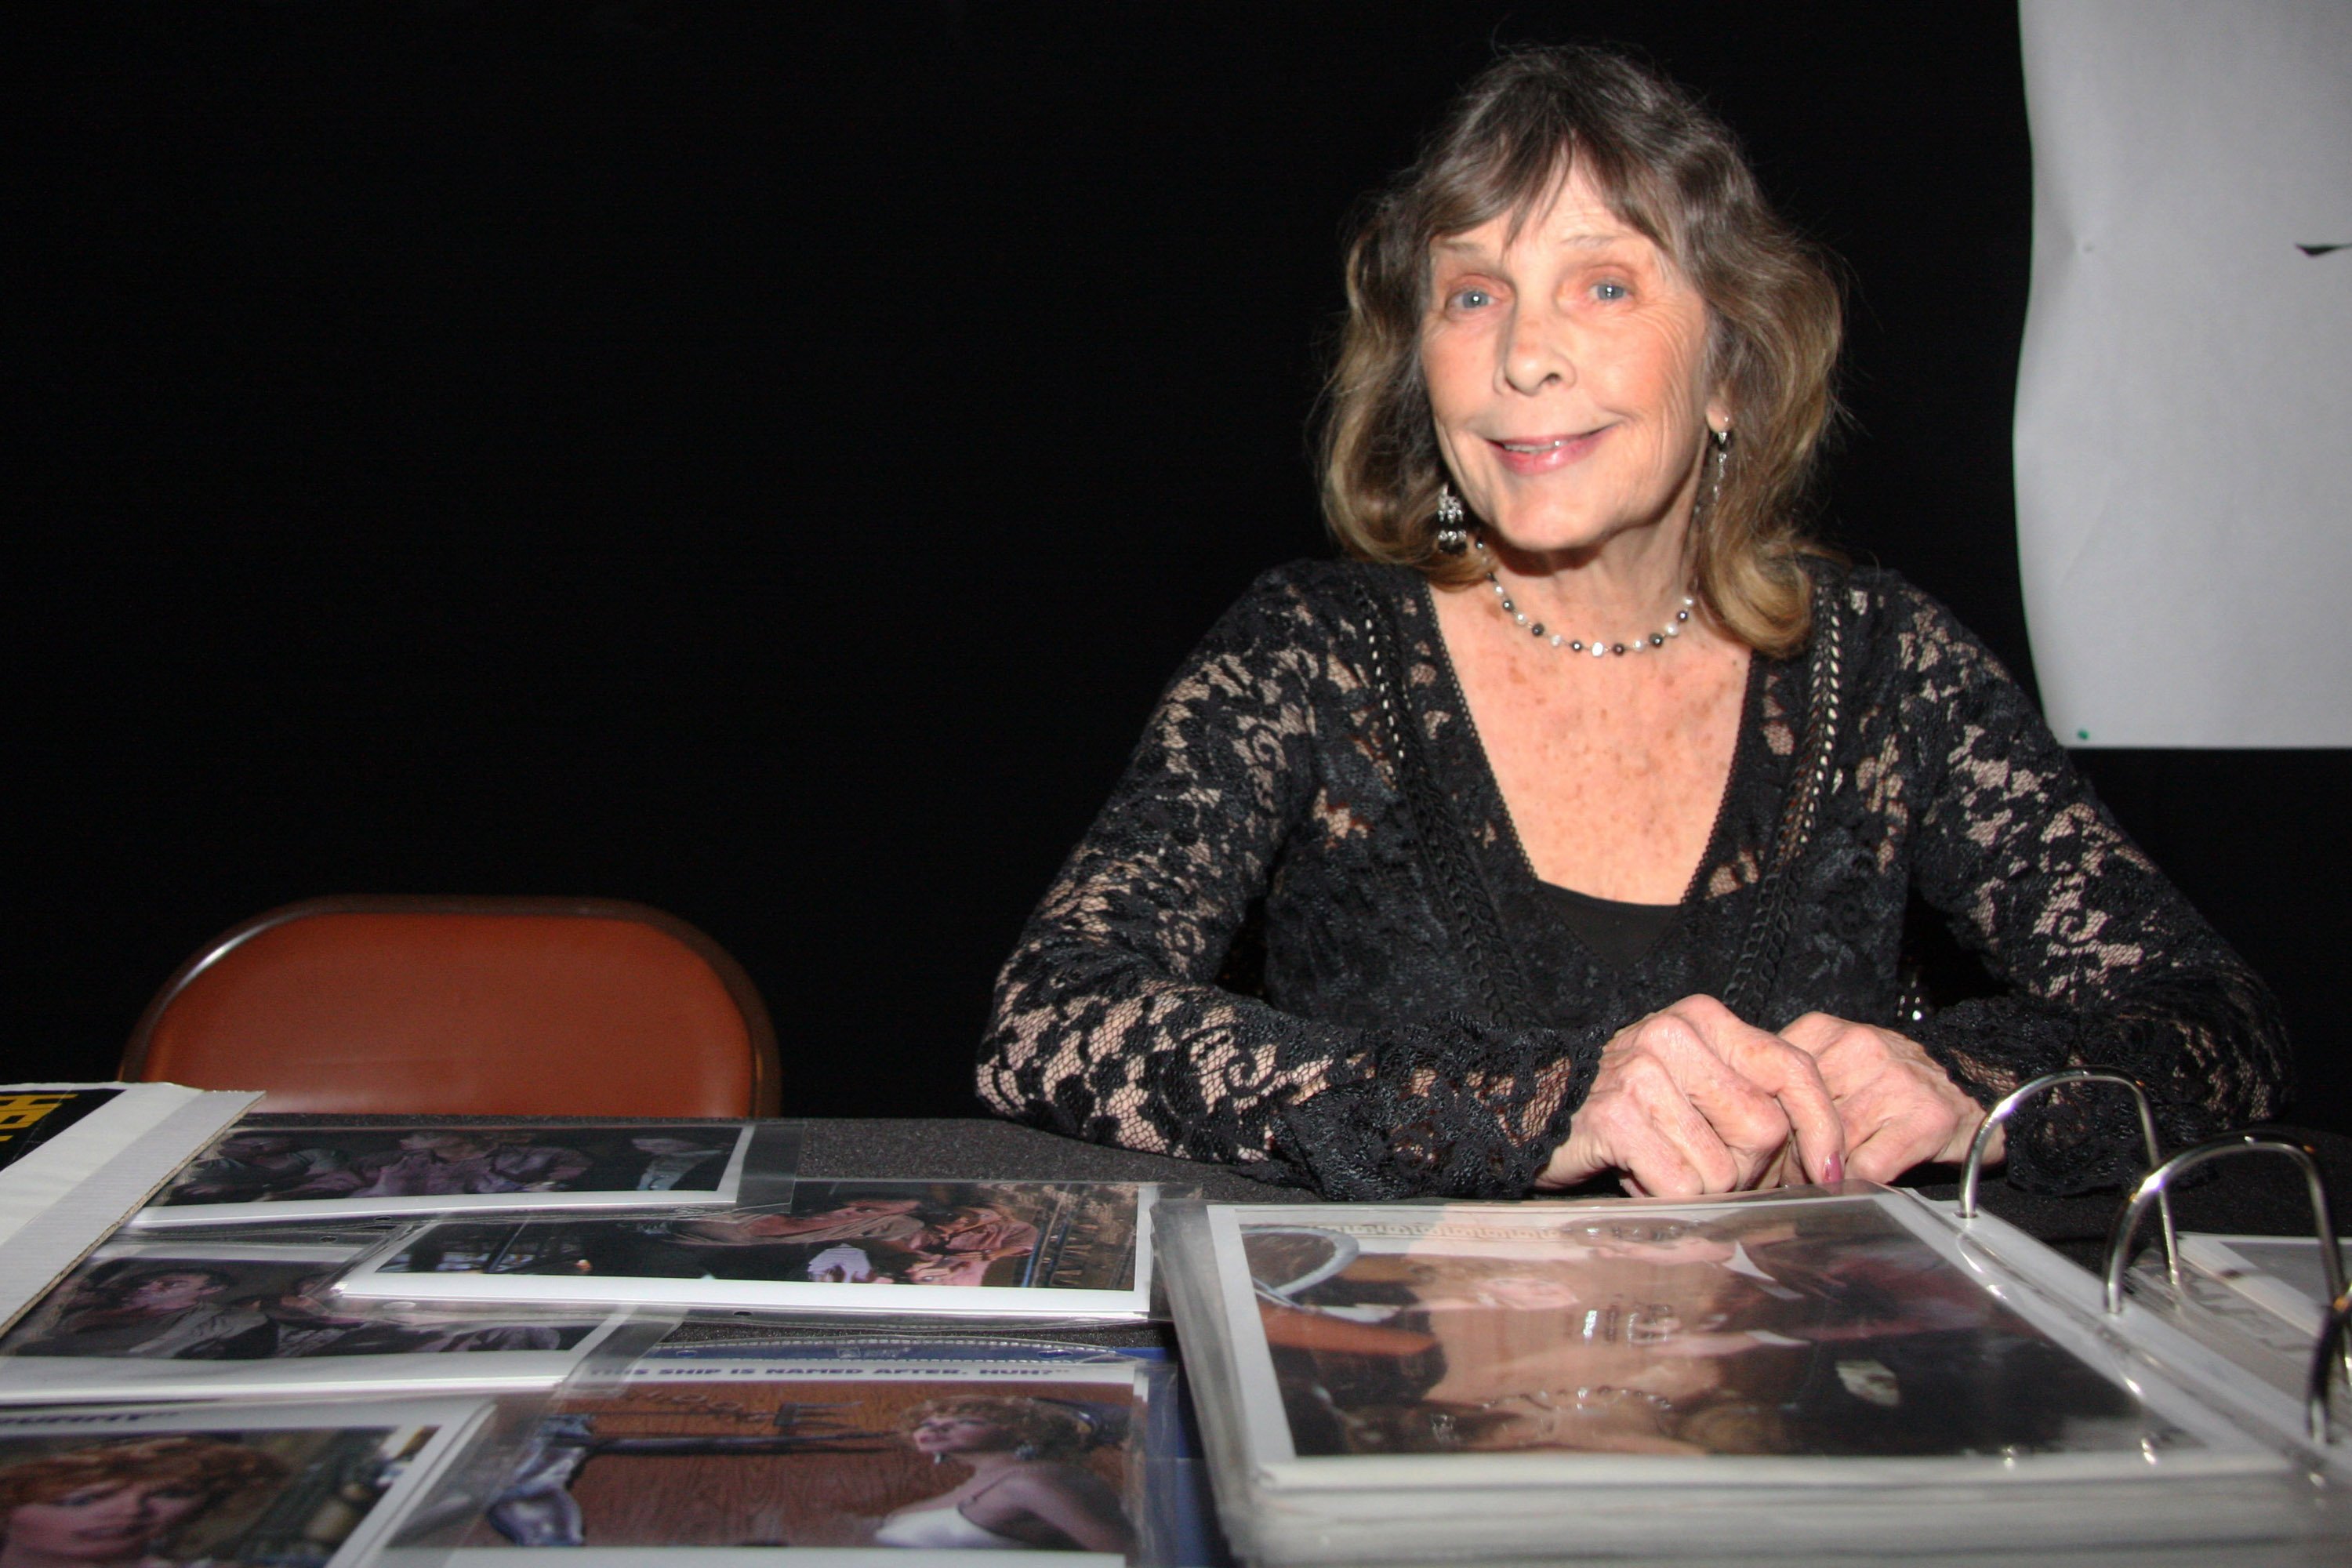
top-left (2015, 0), bottom-right (2352, 746)
top-left (0, 1083), bottom-right (261, 1335)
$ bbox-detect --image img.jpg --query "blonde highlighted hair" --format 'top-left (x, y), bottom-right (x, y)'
top-left (898, 1396), bottom-right (1093, 1462)
top-left (1319, 45), bottom-right (1843, 655)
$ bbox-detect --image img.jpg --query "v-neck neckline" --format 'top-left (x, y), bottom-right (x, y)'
top-left (1410, 575), bottom-right (1769, 961)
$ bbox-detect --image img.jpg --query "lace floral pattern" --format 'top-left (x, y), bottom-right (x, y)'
top-left (978, 561), bottom-right (2288, 1200)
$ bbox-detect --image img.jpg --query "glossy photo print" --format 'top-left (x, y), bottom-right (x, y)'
top-left (1223, 1194), bottom-right (2211, 1462)
top-left (448, 1359), bottom-right (1139, 1561)
top-left (0, 1399), bottom-right (482, 1568)
top-left (0, 1240), bottom-right (629, 1403)
top-left (337, 1181), bottom-right (1155, 1319)
top-left (134, 1123), bottom-right (756, 1226)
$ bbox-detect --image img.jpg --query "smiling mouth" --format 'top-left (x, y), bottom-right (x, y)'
top-left (1498, 437), bottom-right (1575, 455)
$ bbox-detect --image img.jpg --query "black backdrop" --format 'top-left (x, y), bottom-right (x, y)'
top-left (13, 3), bottom-right (2345, 1134)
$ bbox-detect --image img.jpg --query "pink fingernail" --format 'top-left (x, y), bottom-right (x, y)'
top-left (1823, 1153), bottom-right (1845, 1185)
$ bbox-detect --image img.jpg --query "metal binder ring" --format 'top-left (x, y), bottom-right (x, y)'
top-left (1959, 1070), bottom-right (2176, 1284)
top-left (2100, 1133), bottom-right (2349, 1443)
top-left (2313, 1291), bottom-right (2352, 1445)
top-left (2102, 1134), bottom-right (2342, 1314)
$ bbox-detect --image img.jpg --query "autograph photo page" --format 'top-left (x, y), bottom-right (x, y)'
top-left (0, 1239), bottom-right (630, 1403)
top-left (441, 1355), bottom-right (1141, 1562)
top-left (1193, 1192), bottom-right (2292, 1479)
top-left (336, 1180), bottom-right (1156, 1319)
top-left (133, 1122), bottom-right (757, 1226)
top-left (0, 1396), bottom-right (485, 1568)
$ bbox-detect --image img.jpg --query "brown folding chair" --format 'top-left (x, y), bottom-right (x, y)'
top-left (121, 897), bottom-right (780, 1116)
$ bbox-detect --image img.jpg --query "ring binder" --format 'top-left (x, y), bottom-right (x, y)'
top-left (1961, 1069), bottom-right (2177, 1283)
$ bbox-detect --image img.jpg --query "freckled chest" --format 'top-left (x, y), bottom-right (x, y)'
top-left (1434, 588), bottom-right (1748, 904)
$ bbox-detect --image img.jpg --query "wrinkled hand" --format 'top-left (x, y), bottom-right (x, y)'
top-left (1776, 1012), bottom-right (1994, 1182)
top-left (1539, 995), bottom-right (1847, 1196)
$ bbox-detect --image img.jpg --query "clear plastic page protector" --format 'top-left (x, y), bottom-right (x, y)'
top-left (335, 1181), bottom-right (1160, 1323)
top-left (2173, 1235), bottom-right (2352, 1338)
top-left (2122, 1233), bottom-right (2352, 1408)
top-left (637, 1334), bottom-right (1227, 1566)
top-left (0, 1234), bottom-right (684, 1405)
top-left (391, 1333), bottom-right (1190, 1563)
top-left (130, 1120), bottom-right (769, 1229)
top-left (0, 1392), bottom-right (496, 1568)
top-left (1156, 1189), bottom-right (2352, 1564)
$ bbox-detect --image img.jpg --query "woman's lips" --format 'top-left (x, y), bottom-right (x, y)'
top-left (1487, 427), bottom-right (1606, 476)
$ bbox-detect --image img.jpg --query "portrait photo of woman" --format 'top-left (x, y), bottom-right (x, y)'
top-left (0, 1436), bottom-right (286, 1568)
top-left (872, 1396), bottom-right (1133, 1555)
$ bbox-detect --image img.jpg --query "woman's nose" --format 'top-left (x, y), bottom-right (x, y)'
top-left (1501, 299), bottom-right (1574, 395)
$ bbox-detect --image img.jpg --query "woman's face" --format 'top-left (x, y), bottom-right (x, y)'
top-left (1474, 1273), bottom-right (1584, 1312)
top-left (1420, 164), bottom-right (1722, 559)
top-left (119, 1275), bottom-right (220, 1315)
top-left (6, 1481), bottom-right (208, 1563)
top-left (906, 1413), bottom-right (1015, 1458)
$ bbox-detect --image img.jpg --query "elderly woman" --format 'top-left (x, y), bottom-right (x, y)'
top-left (0, 1436), bottom-right (285, 1568)
top-left (978, 46), bottom-right (2286, 1201)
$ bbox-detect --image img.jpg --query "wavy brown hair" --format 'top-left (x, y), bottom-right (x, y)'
top-left (1319, 45), bottom-right (1843, 655)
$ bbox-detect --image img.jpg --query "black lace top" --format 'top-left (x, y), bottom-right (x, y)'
top-left (978, 560), bottom-right (2288, 1200)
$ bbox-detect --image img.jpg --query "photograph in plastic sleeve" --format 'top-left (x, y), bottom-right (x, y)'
top-left (0, 1239), bottom-right (632, 1403)
top-left (132, 1122), bottom-right (757, 1227)
top-left (2175, 1234), bottom-right (2351, 1335)
top-left (1224, 1193), bottom-right (2222, 1462)
top-left (450, 1356), bottom-right (1139, 1559)
top-left (339, 1181), bottom-right (1155, 1319)
top-left (0, 1396), bottom-right (484, 1568)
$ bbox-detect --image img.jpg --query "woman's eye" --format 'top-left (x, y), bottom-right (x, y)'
top-left (1447, 286), bottom-right (1493, 310)
top-left (1592, 280), bottom-right (1630, 302)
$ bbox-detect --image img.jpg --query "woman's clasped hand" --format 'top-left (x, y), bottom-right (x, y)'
top-left (1538, 996), bottom-right (1993, 1197)
top-left (1777, 1011), bottom-right (2002, 1183)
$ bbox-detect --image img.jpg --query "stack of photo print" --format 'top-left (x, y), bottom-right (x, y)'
top-left (404, 1338), bottom-right (1198, 1566)
top-left (0, 1104), bottom-right (1181, 1567)
top-left (1156, 1187), bottom-right (2352, 1566)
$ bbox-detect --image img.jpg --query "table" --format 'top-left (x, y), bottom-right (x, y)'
top-left (248, 1110), bottom-right (2352, 1266)
top-left (236, 1111), bottom-right (2352, 1341)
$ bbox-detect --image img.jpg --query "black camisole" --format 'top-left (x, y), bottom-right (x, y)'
top-left (1538, 882), bottom-right (1677, 967)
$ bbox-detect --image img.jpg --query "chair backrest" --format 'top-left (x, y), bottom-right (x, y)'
top-left (121, 897), bottom-right (779, 1117)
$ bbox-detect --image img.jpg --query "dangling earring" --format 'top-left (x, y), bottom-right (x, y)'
top-left (1013, 1442), bottom-right (1041, 1461)
top-left (1433, 484), bottom-right (1469, 555)
top-left (931, 1451), bottom-right (946, 1466)
top-left (1702, 427), bottom-right (1732, 518)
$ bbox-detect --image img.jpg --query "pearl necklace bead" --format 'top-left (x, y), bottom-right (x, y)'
top-left (1478, 541), bottom-right (1696, 659)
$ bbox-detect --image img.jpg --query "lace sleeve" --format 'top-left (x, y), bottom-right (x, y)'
top-left (977, 572), bottom-right (1596, 1200)
top-left (1889, 587), bottom-right (2292, 1191)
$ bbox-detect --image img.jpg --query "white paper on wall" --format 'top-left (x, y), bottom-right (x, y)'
top-left (2015, 0), bottom-right (2352, 746)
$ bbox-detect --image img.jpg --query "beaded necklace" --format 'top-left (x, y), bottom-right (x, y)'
top-left (1477, 538), bottom-right (1696, 659)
